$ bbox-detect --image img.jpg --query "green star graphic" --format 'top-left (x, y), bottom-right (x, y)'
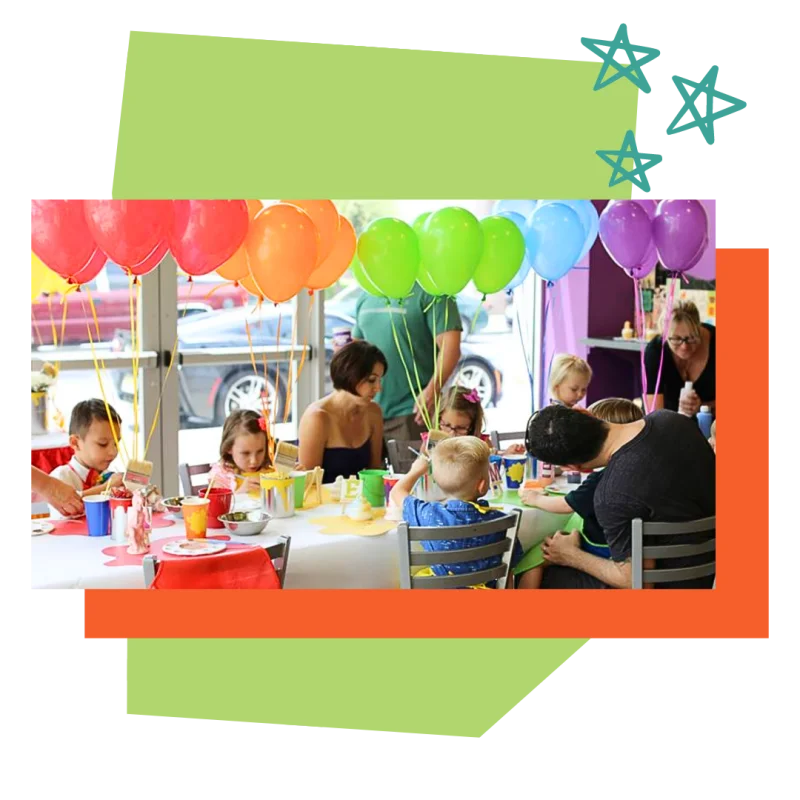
top-left (596, 130), bottom-right (662, 192)
top-left (667, 65), bottom-right (746, 144)
top-left (581, 23), bottom-right (660, 92)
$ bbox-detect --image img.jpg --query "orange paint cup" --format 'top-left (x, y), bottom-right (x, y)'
top-left (181, 497), bottom-right (210, 539)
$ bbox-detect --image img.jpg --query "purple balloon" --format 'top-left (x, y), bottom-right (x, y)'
top-left (598, 200), bottom-right (652, 271)
top-left (686, 200), bottom-right (716, 280)
top-left (653, 200), bottom-right (709, 274)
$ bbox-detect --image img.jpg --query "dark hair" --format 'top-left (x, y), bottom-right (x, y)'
top-left (439, 386), bottom-right (484, 436)
top-left (219, 409), bottom-right (271, 470)
top-left (330, 340), bottom-right (388, 394)
top-left (69, 399), bottom-right (121, 438)
top-left (525, 405), bottom-right (609, 466)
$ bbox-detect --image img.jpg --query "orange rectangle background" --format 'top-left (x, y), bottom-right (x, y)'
top-left (85, 248), bottom-right (768, 639)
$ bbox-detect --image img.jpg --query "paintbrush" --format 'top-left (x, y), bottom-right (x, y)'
top-left (273, 441), bottom-right (299, 476)
top-left (123, 458), bottom-right (153, 494)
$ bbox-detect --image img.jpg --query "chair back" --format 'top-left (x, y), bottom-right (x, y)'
top-left (386, 438), bottom-right (424, 475)
top-left (489, 430), bottom-right (526, 451)
top-left (178, 463), bottom-right (213, 497)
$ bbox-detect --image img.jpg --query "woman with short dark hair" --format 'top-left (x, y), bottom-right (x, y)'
top-left (297, 340), bottom-right (388, 481)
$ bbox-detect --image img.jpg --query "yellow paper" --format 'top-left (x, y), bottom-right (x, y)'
top-left (312, 509), bottom-right (396, 537)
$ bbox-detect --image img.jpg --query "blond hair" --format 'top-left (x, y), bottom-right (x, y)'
top-left (661, 300), bottom-right (702, 341)
top-left (431, 436), bottom-right (490, 499)
top-left (588, 397), bottom-right (644, 424)
top-left (549, 354), bottom-right (592, 396)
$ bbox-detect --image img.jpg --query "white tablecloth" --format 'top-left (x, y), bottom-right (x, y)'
top-left (31, 486), bottom-right (573, 589)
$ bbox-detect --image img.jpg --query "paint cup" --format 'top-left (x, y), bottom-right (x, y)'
top-left (359, 469), bottom-right (389, 507)
top-left (501, 455), bottom-right (527, 491)
top-left (109, 496), bottom-right (132, 543)
top-left (238, 471), bottom-right (262, 500)
top-left (198, 487), bottom-right (233, 529)
top-left (182, 497), bottom-right (210, 539)
top-left (84, 495), bottom-right (111, 537)
top-left (260, 472), bottom-right (295, 518)
top-left (383, 474), bottom-right (400, 505)
top-left (290, 471), bottom-right (307, 509)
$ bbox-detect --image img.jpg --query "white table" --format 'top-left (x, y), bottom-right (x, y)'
top-left (31, 486), bottom-right (573, 589)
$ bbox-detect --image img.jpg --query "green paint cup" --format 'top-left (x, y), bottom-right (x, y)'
top-left (290, 471), bottom-right (307, 509)
top-left (359, 469), bottom-right (389, 507)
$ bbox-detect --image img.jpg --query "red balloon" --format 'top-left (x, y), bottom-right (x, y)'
top-left (32, 200), bottom-right (97, 281)
top-left (125, 239), bottom-right (169, 277)
top-left (84, 200), bottom-right (172, 268)
top-left (69, 248), bottom-right (107, 285)
top-left (169, 200), bottom-right (249, 276)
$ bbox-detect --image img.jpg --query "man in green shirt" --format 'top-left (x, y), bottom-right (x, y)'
top-left (351, 284), bottom-right (462, 451)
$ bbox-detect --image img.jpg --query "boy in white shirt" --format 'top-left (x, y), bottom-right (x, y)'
top-left (48, 399), bottom-right (124, 518)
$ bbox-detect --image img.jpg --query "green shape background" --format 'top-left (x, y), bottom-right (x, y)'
top-left (129, 638), bottom-right (586, 736)
top-left (116, 32), bottom-right (637, 198)
top-left (117, 32), bottom-right (637, 736)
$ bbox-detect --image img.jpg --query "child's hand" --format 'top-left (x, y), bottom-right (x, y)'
top-left (409, 454), bottom-right (430, 477)
top-left (242, 477), bottom-right (261, 492)
top-left (502, 443), bottom-right (526, 455)
top-left (519, 487), bottom-right (543, 506)
top-left (105, 473), bottom-right (123, 489)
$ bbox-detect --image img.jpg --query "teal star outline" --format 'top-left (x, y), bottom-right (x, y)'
top-left (667, 65), bottom-right (746, 144)
top-left (581, 23), bottom-right (660, 93)
top-left (596, 130), bottom-right (662, 192)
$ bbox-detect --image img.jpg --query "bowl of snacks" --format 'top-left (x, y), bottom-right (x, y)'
top-left (162, 497), bottom-right (187, 516)
top-left (218, 510), bottom-right (271, 536)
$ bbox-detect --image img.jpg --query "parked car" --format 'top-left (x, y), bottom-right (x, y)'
top-left (326, 282), bottom-right (490, 336)
top-left (113, 305), bottom-right (503, 428)
top-left (32, 266), bottom-right (249, 347)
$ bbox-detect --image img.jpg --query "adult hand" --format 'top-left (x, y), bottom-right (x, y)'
top-left (541, 529), bottom-right (582, 566)
top-left (46, 477), bottom-right (84, 517)
top-left (502, 443), bottom-right (526, 455)
top-left (414, 385), bottom-right (436, 426)
top-left (679, 389), bottom-right (701, 416)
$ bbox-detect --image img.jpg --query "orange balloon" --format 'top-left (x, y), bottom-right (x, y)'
top-left (246, 204), bottom-right (319, 304)
top-left (216, 245), bottom-right (250, 282)
top-left (246, 199), bottom-right (264, 219)
top-left (306, 216), bottom-right (357, 291)
top-left (281, 200), bottom-right (339, 266)
top-left (239, 274), bottom-right (264, 300)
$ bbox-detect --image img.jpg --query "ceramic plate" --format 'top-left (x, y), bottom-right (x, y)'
top-left (162, 540), bottom-right (227, 557)
top-left (31, 521), bottom-right (54, 536)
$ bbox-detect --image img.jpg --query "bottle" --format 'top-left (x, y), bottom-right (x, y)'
top-left (539, 461), bottom-right (555, 485)
top-left (679, 381), bottom-right (694, 416)
top-left (621, 320), bottom-right (634, 340)
top-left (697, 406), bottom-right (713, 439)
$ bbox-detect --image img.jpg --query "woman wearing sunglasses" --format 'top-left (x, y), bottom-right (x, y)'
top-left (644, 300), bottom-right (716, 417)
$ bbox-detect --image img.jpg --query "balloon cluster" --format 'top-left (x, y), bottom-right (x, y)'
top-left (598, 199), bottom-right (710, 280)
top-left (352, 200), bottom-right (599, 300)
top-left (31, 199), bottom-right (357, 303)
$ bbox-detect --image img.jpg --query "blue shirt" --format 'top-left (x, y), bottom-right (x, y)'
top-left (402, 496), bottom-right (509, 577)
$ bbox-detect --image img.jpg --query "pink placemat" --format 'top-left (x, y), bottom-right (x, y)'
top-left (49, 512), bottom-right (176, 537)
top-left (101, 534), bottom-right (258, 567)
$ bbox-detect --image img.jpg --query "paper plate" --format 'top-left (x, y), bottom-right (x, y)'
top-left (544, 485), bottom-right (568, 496)
top-left (162, 540), bottom-right (227, 557)
top-left (31, 521), bottom-right (54, 536)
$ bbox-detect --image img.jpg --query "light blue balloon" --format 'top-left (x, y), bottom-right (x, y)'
top-left (492, 199), bottom-right (538, 218)
top-left (493, 210), bottom-right (531, 290)
top-left (524, 203), bottom-right (585, 283)
top-left (536, 200), bottom-right (599, 262)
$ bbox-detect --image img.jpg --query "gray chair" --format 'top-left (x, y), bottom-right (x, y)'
top-left (143, 535), bottom-right (292, 588)
top-left (386, 438), bottom-right (423, 475)
top-left (489, 430), bottom-right (526, 451)
top-left (178, 462), bottom-right (213, 497)
top-left (397, 511), bottom-right (520, 589)
top-left (631, 516), bottom-right (716, 589)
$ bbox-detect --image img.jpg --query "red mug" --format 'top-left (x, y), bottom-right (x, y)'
top-left (198, 487), bottom-right (233, 528)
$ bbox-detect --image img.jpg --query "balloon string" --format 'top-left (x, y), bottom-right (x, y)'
top-left (244, 317), bottom-right (273, 465)
top-left (391, 309), bottom-right (431, 431)
top-left (271, 310), bottom-right (282, 427)
top-left (31, 310), bottom-right (44, 347)
top-left (81, 290), bottom-right (128, 465)
top-left (634, 277), bottom-right (649, 406)
top-left (400, 305), bottom-right (432, 430)
top-left (282, 305), bottom-right (300, 425)
top-left (144, 279), bottom-right (195, 459)
top-left (514, 294), bottom-right (535, 410)
top-left (293, 291), bottom-right (314, 388)
top-left (647, 276), bottom-right (677, 414)
top-left (204, 281), bottom-right (236, 300)
top-left (539, 281), bottom-right (553, 409)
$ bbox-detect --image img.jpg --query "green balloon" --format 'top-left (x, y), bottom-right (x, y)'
top-left (352, 258), bottom-right (383, 297)
top-left (357, 217), bottom-right (420, 299)
top-left (419, 207), bottom-right (483, 295)
top-left (411, 212), bottom-right (443, 295)
top-left (472, 216), bottom-right (526, 295)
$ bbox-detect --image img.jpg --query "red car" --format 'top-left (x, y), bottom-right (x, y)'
top-left (31, 266), bottom-right (249, 346)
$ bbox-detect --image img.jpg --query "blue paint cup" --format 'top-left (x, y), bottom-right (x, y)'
top-left (501, 455), bottom-right (527, 490)
top-left (84, 496), bottom-right (111, 537)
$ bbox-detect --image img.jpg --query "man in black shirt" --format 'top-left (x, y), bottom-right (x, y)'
top-left (525, 406), bottom-right (715, 589)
